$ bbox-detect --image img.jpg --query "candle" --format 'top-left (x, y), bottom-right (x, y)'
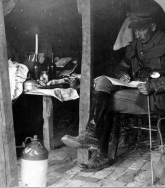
top-left (35, 34), bottom-right (38, 54)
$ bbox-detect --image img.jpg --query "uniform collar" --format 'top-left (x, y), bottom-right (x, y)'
top-left (138, 30), bottom-right (163, 49)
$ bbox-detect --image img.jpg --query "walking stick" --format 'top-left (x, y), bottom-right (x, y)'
top-left (147, 95), bottom-right (154, 185)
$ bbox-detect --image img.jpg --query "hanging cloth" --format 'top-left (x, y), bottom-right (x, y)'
top-left (113, 16), bottom-right (134, 51)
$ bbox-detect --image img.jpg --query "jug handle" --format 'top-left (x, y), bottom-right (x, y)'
top-left (22, 137), bottom-right (33, 147)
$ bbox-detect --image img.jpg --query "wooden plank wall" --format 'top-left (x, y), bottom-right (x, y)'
top-left (0, 0), bottom-right (18, 186)
top-left (77, 0), bottom-right (93, 163)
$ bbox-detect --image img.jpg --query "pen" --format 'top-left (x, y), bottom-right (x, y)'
top-left (123, 74), bottom-right (130, 81)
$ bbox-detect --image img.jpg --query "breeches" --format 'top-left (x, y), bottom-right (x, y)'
top-left (95, 76), bottom-right (148, 114)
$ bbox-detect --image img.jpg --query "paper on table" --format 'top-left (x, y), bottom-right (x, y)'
top-left (59, 63), bottom-right (78, 77)
top-left (25, 88), bottom-right (79, 102)
top-left (55, 57), bottom-right (72, 68)
top-left (95, 76), bottom-right (145, 88)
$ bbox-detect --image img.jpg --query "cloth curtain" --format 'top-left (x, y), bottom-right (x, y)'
top-left (113, 17), bottom-right (134, 51)
top-left (8, 59), bottom-right (28, 101)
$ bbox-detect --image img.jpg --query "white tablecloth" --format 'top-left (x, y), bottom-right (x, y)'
top-left (25, 88), bottom-right (79, 102)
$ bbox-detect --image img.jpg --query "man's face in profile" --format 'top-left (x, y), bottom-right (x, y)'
top-left (133, 26), bottom-right (154, 44)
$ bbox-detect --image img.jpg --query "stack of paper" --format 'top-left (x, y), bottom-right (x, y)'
top-left (95, 76), bottom-right (145, 88)
top-left (55, 57), bottom-right (72, 68)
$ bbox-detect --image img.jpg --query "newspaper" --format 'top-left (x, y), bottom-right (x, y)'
top-left (95, 76), bottom-right (145, 88)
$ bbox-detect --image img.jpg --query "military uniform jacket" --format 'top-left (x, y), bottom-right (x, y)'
top-left (116, 30), bottom-right (165, 115)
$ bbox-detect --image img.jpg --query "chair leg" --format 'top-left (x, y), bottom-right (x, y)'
top-left (122, 115), bottom-right (138, 148)
top-left (133, 116), bottom-right (140, 147)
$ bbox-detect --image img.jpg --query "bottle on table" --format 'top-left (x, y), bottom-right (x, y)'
top-left (48, 53), bottom-right (56, 81)
top-left (32, 53), bottom-right (41, 80)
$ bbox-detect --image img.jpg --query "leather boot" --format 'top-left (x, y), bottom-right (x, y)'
top-left (79, 111), bottom-right (115, 172)
top-left (61, 91), bottom-right (110, 149)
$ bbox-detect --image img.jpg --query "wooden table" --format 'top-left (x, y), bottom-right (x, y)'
top-left (24, 85), bottom-right (80, 151)
top-left (24, 91), bottom-right (54, 151)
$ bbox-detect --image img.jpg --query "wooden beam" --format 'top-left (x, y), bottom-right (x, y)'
top-left (0, 0), bottom-right (18, 186)
top-left (77, 0), bottom-right (93, 163)
top-left (43, 96), bottom-right (54, 150)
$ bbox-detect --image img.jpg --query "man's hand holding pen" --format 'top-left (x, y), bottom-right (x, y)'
top-left (119, 73), bottom-right (131, 83)
top-left (119, 73), bottom-right (155, 95)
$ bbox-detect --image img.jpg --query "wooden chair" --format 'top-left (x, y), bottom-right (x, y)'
top-left (110, 112), bottom-right (164, 158)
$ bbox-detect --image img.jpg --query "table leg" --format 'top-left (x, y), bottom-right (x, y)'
top-left (43, 96), bottom-right (54, 150)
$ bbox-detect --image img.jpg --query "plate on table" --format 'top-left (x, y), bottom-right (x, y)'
top-left (38, 83), bottom-right (70, 89)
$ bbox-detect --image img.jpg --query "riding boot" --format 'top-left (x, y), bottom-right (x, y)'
top-left (61, 91), bottom-right (110, 148)
top-left (79, 110), bottom-right (115, 172)
top-left (99, 110), bottom-right (113, 157)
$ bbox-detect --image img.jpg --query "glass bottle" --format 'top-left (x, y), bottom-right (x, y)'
top-left (33, 53), bottom-right (41, 80)
top-left (48, 53), bottom-right (56, 81)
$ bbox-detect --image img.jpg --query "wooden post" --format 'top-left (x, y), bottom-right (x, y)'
top-left (43, 96), bottom-right (54, 150)
top-left (77, 0), bottom-right (93, 163)
top-left (0, 0), bottom-right (18, 186)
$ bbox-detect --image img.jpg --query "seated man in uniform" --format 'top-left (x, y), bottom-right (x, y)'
top-left (62, 5), bottom-right (165, 171)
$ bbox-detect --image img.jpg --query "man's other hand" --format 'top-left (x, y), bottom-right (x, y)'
top-left (119, 74), bottom-right (131, 83)
top-left (137, 82), bottom-right (155, 95)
